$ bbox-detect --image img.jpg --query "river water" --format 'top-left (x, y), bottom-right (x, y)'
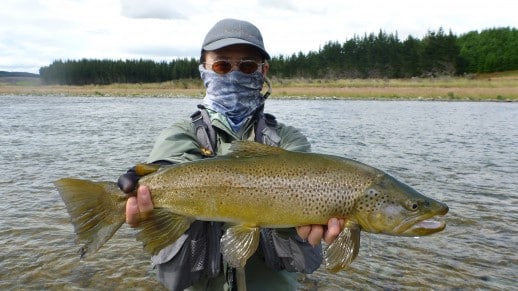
top-left (0, 96), bottom-right (516, 290)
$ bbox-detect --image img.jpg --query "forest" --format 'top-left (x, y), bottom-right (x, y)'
top-left (39, 27), bottom-right (518, 85)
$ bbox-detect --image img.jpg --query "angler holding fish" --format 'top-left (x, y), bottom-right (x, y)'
top-left (56, 19), bottom-right (448, 291)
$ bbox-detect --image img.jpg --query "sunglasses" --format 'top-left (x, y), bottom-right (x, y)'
top-left (205, 60), bottom-right (263, 75)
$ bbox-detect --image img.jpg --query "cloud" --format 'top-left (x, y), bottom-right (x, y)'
top-left (124, 44), bottom-right (199, 60)
top-left (258, 0), bottom-right (297, 11)
top-left (120, 0), bottom-right (186, 20)
top-left (1, 0), bottom-right (517, 74)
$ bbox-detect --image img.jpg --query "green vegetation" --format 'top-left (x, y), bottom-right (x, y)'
top-left (270, 27), bottom-right (518, 78)
top-left (1, 26), bottom-right (514, 101)
top-left (39, 58), bottom-right (200, 85)
top-left (38, 27), bottom-right (518, 86)
top-left (458, 27), bottom-right (518, 72)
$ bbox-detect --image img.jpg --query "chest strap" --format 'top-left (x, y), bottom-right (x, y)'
top-left (191, 105), bottom-right (281, 157)
top-left (190, 105), bottom-right (217, 157)
top-left (255, 112), bottom-right (281, 146)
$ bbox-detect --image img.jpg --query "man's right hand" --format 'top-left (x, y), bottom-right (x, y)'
top-left (119, 162), bottom-right (173, 227)
top-left (126, 185), bottom-right (154, 227)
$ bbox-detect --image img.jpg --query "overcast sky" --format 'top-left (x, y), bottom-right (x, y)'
top-left (1, 0), bottom-right (517, 74)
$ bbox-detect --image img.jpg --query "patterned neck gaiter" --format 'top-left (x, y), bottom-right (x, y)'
top-left (199, 65), bottom-right (265, 132)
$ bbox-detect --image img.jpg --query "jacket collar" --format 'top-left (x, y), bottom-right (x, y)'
top-left (206, 109), bottom-right (256, 140)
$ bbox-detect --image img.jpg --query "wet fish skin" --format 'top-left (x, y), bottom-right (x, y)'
top-left (55, 141), bottom-right (448, 272)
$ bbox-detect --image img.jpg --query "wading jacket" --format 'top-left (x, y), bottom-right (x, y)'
top-left (147, 107), bottom-right (323, 291)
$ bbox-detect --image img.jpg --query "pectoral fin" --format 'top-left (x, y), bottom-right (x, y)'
top-left (221, 224), bottom-right (260, 268)
top-left (136, 208), bottom-right (193, 255)
top-left (324, 222), bottom-right (361, 273)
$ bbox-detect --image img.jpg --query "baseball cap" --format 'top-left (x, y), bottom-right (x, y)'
top-left (202, 18), bottom-right (271, 60)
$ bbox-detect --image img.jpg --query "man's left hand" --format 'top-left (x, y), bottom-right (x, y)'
top-left (296, 218), bottom-right (344, 246)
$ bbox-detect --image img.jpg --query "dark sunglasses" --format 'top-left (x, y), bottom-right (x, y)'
top-left (205, 60), bottom-right (263, 75)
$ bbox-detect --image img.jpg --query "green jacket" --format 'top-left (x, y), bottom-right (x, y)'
top-left (147, 109), bottom-right (322, 291)
top-left (147, 109), bottom-right (311, 164)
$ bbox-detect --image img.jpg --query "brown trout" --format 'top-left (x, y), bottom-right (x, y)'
top-left (55, 141), bottom-right (448, 272)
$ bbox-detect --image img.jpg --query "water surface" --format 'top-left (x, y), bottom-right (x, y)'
top-left (0, 96), bottom-right (516, 290)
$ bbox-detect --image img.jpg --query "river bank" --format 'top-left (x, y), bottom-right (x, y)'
top-left (1, 71), bottom-right (517, 101)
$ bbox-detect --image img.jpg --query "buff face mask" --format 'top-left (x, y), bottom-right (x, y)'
top-left (199, 64), bottom-right (269, 132)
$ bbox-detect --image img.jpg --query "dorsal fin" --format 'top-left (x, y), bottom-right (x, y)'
top-left (227, 141), bottom-right (285, 158)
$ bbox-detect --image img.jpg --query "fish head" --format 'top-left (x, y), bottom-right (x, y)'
top-left (353, 174), bottom-right (448, 237)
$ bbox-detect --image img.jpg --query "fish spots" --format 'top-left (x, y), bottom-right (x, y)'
top-left (141, 150), bottom-right (386, 226)
top-left (296, 183), bottom-right (358, 218)
top-left (357, 188), bottom-right (390, 212)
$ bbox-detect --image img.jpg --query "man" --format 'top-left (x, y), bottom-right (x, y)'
top-left (119, 18), bottom-right (342, 290)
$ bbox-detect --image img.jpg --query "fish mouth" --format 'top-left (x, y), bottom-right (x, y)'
top-left (401, 217), bottom-right (446, 236)
top-left (396, 206), bottom-right (449, 236)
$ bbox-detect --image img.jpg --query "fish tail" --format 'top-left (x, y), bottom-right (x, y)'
top-left (54, 178), bottom-right (127, 258)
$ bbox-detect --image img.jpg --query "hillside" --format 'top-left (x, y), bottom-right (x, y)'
top-left (0, 71), bottom-right (40, 85)
top-left (0, 71), bottom-right (39, 78)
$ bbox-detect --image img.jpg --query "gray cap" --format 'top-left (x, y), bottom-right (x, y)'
top-left (202, 18), bottom-right (270, 59)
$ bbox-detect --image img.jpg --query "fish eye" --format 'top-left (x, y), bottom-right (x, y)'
top-left (405, 200), bottom-right (419, 211)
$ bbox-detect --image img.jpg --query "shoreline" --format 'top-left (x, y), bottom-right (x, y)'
top-left (1, 73), bottom-right (517, 102)
top-left (1, 86), bottom-right (515, 102)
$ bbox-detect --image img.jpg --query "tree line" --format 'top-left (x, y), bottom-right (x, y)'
top-left (39, 58), bottom-right (200, 85)
top-left (39, 27), bottom-right (518, 85)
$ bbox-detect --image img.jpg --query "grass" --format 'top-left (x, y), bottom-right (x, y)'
top-left (1, 71), bottom-right (517, 101)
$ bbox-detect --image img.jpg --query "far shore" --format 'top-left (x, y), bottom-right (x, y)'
top-left (1, 71), bottom-right (517, 101)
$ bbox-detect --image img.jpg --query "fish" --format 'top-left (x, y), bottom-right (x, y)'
top-left (55, 141), bottom-right (448, 272)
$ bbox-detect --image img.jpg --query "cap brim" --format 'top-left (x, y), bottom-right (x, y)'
top-left (203, 38), bottom-right (270, 59)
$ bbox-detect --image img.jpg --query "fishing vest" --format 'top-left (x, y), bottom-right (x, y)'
top-left (186, 105), bottom-right (285, 289)
top-left (190, 104), bottom-right (281, 157)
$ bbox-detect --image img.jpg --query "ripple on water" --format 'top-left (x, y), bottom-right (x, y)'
top-left (0, 97), bottom-right (516, 289)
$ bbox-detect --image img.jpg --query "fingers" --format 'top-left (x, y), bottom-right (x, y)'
top-left (306, 225), bottom-right (324, 247)
top-left (125, 185), bottom-right (154, 227)
top-left (296, 225), bottom-right (311, 240)
top-left (297, 218), bottom-right (345, 247)
top-left (126, 196), bottom-right (139, 227)
top-left (296, 225), bottom-right (323, 247)
top-left (324, 218), bottom-right (343, 245)
top-left (137, 185), bottom-right (153, 218)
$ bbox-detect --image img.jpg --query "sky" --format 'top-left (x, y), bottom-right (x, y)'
top-left (1, 0), bottom-right (517, 74)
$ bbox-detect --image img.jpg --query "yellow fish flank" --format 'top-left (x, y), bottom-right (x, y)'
top-left (55, 141), bottom-right (448, 272)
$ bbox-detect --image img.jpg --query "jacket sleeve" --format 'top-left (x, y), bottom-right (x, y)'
top-left (259, 121), bottom-right (323, 274)
top-left (146, 120), bottom-right (204, 164)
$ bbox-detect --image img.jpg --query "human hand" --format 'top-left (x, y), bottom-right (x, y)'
top-left (125, 185), bottom-right (154, 227)
top-left (296, 218), bottom-right (344, 247)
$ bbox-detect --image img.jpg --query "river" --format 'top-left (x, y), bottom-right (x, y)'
top-left (0, 96), bottom-right (516, 290)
